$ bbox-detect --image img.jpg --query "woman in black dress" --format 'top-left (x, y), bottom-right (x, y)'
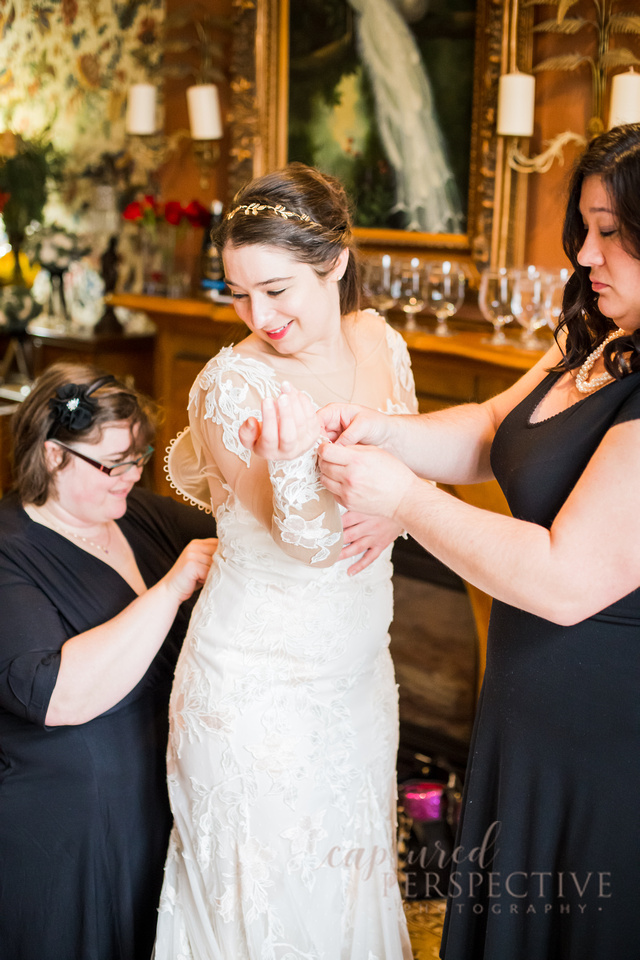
top-left (243, 123), bottom-right (640, 958)
top-left (0, 362), bottom-right (217, 960)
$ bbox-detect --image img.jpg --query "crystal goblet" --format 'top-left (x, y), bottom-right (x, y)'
top-left (478, 267), bottom-right (517, 346)
top-left (543, 268), bottom-right (570, 334)
top-left (510, 266), bottom-right (549, 350)
top-left (424, 260), bottom-right (465, 337)
top-left (391, 257), bottom-right (425, 332)
top-left (361, 254), bottom-right (397, 320)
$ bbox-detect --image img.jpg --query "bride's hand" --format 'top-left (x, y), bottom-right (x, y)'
top-left (239, 383), bottom-right (323, 460)
top-left (340, 511), bottom-right (403, 576)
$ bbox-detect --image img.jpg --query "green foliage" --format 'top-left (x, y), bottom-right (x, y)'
top-left (0, 134), bottom-right (64, 243)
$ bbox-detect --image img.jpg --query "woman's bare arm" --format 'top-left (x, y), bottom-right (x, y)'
top-left (319, 414), bottom-right (640, 625)
top-left (45, 538), bottom-right (217, 726)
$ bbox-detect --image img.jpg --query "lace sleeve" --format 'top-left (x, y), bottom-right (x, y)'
top-left (189, 349), bottom-right (343, 566)
top-left (385, 324), bottom-right (419, 414)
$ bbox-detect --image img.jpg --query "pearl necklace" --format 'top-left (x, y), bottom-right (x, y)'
top-left (574, 328), bottom-right (625, 394)
top-left (49, 522), bottom-right (112, 555)
top-left (28, 505), bottom-right (113, 555)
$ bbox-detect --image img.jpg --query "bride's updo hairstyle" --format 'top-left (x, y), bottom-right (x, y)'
top-left (215, 162), bottom-right (360, 315)
top-left (558, 122), bottom-right (640, 377)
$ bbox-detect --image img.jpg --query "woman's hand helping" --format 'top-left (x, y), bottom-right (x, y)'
top-left (319, 442), bottom-right (416, 522)
top-left (164, 538), bottom-right (218, 602)
top-left (316, 402), bottom-right (418, 522)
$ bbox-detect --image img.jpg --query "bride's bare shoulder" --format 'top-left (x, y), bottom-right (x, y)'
top-left (231, 333), bottom-right (265, 359)
top-left (345, 307), bottom-right (388, 345)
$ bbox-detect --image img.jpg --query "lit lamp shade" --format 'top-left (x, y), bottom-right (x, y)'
top-left (126, 83), bottom-right (157, 135)
top-left (497, 72), bottom-right (536, 137)
top-left (609, 69), bottom-right (640, 129)
top-left (187, 85), bottom-right (222, 141)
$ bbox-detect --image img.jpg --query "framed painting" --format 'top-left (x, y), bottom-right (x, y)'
top-left (228, 0), bottom-right (531, 266)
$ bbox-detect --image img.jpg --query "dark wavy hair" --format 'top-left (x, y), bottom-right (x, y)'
top-left (557, 122), bottom-right (640, 378)
top-left (214, 162), bottom-right (361, 315)
top-left (12, 362), bottom-right (158, 505)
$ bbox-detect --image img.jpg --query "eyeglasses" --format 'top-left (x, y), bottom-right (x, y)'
top-left (51, 441), bottom-right (154, 476)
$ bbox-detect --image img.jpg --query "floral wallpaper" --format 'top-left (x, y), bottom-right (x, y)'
top-left (0, 0), bottom-right (164, 173)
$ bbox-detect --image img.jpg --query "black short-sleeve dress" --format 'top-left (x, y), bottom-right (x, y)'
top-left (0, 488), bottom-right (215, 960)
top-left (440, 371), bottom-right (640, 960)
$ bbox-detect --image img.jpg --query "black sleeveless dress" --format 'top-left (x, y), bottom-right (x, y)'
top-left (440, 370), bottom-right (640, 960)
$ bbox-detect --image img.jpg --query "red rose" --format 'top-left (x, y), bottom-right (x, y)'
top-left (142, 195), bottom-right (159, 215)
top-left (164, 201), bottom-right (184, 226)
top-left (123, 201), bottom-right (143, 221)
top-left (183, 199), bottom-right (210, 228)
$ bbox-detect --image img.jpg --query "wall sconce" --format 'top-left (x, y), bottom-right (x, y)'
top-left (496, 71), bottom-right (587, 174)
top-left (609, 68), bottom-right (640, 128)
top-left (125, 82), bottom-right (223, 188)
top-left (497, 1), bottom-right (640, 176)
top-left (186, 84), bottom-right (223, 185)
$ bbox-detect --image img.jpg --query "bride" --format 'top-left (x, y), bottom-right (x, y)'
top-left (154, 163), bottom-right (417, 959)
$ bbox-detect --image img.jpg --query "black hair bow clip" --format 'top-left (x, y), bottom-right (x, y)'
top-left (47, 376), bottom-right (116, 438)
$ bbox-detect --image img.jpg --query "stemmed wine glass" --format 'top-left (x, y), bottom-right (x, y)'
top-left (424, 260), bottom-right (466, 337)
top-left (478, 267), bottom-right (517, 345)
top-left (543, 267), bottom-right (570, 333)
top-left (391, 257), bottom-right (425, 331)
top-left (361, 254), bottom-right (397, 320)
top-left (510, 266), bottom-right (549, 350)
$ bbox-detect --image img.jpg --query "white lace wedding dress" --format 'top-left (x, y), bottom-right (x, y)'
top-left (154, 311), bottom-right (417, 960)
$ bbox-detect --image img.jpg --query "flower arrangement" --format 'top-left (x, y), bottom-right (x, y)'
top-left (122, 195), bottom-right (210, 230)
top-left (0, 130), bottom-right (64, 283)
top-left (122, 195), bottom-right (211, 295)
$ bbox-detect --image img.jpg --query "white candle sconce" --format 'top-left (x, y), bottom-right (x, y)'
top-left (497, 1), bottom-right (640, 177)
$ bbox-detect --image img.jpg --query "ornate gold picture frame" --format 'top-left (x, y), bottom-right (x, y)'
top-left (228, 0), bottom-right (530, 268)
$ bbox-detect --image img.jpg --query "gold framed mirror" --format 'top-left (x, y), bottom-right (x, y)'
top-left (228, 0), bottom-right (531, 268)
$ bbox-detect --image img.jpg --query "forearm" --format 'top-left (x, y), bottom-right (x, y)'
top-left (375, 403), bottom-right (497, 485)
top-left (268, 448), bottom-right (343, 566)
top-left (395, 479), bottom-right (590, 626)
top-left (46, 578), bottom-right (183, 726)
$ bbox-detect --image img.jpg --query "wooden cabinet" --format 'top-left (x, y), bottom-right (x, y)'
top-left (0, 401), bottom-right (18, 496)
top-left (405, 330), bottom-right (542, 411)
top-left (0, 325), bottom-right (155, 495)
top-left (27, 326), bottom-right (156, 397)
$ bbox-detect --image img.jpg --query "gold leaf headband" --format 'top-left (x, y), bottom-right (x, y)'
top-left (225, 202), bottom-right (320, 227)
